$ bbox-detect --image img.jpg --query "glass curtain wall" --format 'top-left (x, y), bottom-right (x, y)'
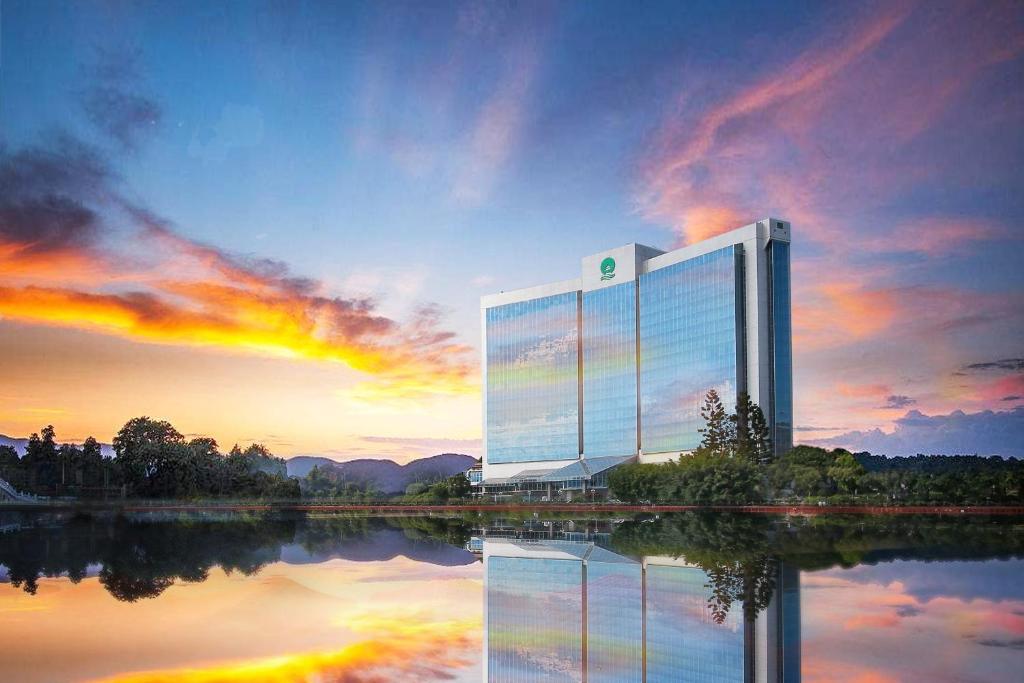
top-left (487, 557), bottom-right (583, 682)
top-left (586, 559), bottom-right (643, 682)
top-left (638, 247), bottom-right (741, 454)
top-left (582, 283), bottom-right (638, 457)
top-left (486, 292), bottom-right (580, 464)
top-left (646, 565), bottom-right (744, 683)
top-left (769, 240), bottom-right (793, 455)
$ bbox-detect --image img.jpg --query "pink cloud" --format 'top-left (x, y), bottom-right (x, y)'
top-left (858, 217), bottom-right (1006, 256)
top-left (637, 4), bottom-right (911, 244)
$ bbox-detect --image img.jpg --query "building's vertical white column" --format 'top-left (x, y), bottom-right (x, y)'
top-left (480, 305), bottom-right (489, 479)
top-left (744, 221), bottom-right (773, 414)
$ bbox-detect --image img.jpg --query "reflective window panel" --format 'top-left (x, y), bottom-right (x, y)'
top-left (586, 560), bottom-right (643, 683)
top-left (639, 246), bottom-right (741, 454)
top-left (487, 557), bottom-right (583, 682)
top-left (646, 564), bottom-right (744, 683)
top-left (485, 292), bottom-right (580, 464)
top-left (582, 282), bottom-right (638, 457)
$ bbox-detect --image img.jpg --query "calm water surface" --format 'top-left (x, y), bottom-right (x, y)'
top-left (1, 511), bottom-right (1021, 682)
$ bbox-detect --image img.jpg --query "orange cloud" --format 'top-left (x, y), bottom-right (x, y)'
top-left (0, 240), bottom-right (104, 283)
top-left (1, 136), bottom-right (477, 404)
top-left (836, 383), bottom-right (891, 400)
top-left (0, 282), bottom-right (473, 396)
top-left (85, 615), bottom-right (480, 683)
top-left (843, 613), bottom-right (901, 630)
top-left (793, 276), bottom-right (901, 352)
top-left (670, 205), bottom-right (748, 247)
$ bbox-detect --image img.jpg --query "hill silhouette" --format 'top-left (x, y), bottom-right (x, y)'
top-left (286, 453), bottom-right (475, 493)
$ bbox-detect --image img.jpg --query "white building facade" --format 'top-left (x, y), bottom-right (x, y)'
top-left (480, 218), bottom-right (792, 487)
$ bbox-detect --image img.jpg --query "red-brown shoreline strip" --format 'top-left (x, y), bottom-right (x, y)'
top-left (13, 503), bottom-right (1019, 515)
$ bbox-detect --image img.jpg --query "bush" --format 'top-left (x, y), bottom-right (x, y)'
top-left (610, 451), bottom-right (763, 505)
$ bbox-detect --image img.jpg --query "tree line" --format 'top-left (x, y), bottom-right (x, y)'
top-left (299, 464), bottom-right (472, 503)
top-left (0, 512), bottom-right (471, 600)
top-left (608, 389), bottom-right (1024, 505)
top-left (0, 418), bottom-right (299, 499)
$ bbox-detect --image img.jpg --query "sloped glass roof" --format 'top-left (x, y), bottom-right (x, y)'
top-left (537, 455), bottom-right (635, 482)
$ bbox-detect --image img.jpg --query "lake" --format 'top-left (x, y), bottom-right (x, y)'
top-left (1, 510), bottom-right (1022, 682)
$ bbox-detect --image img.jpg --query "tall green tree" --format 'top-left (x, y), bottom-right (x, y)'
top-left (23, 425), bottom-right (60, 490)
top-left (698, 389), bottom-right (732, 457)
top-left (734, 393), bottom-right (772, 465)
top-left (82, 436), bottom-right (102, 460)
top-left (747, 402), bottom-right (772, 464)
top-left (0, 444), bottom-right (19, 484)
top-left (734, 393), bottom-right (753, 461)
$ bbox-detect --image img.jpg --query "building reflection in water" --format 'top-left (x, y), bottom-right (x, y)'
top-left (482, 535), bottom-right (800, 682)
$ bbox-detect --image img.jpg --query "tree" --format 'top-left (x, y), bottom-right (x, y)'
top-left (113, 417), bottom-right (183, 458)
top-left (405, 482), bottom-right (429, 496)
top-left (445, 473), bottom-right (472, 499)
top-left (747, 402), bottom-right (772, 464)
top-left (0, 445), bottom-right (19, 483)
top-left (698, 389), bottom-right (732, 457)
top-left (23, 425), bottom-right (60, 491)
top-left (608, 463), bottom-right (660, 502)
top-left (113, 417), bottom-right (184, 493)
top-left (188, 437), bottom-right (220, 458)
top-left (734, 393), bottom-right (753, 462)
top-left (58, 443), bottom-right (82, 487)
top-left (82, 437), bottom-right (103, 460)
top-left (734, 393), bottom-right (772, 465)
top-left (827, 451), bottom-right (866, 495)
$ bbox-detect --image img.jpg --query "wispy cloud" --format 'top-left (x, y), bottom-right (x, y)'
top-left (451, 36), bottom-right (544, 206)
top-left (963, 358), bottom-right (1024, 373)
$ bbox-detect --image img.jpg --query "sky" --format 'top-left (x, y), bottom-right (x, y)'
top-left (1, 0), bottom-right (1022, 460)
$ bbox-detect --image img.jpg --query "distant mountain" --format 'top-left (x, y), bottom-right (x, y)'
top-left (286, 453), bottom-right (475, 493)
top-left (0, 433), bottom-right (115, 458)
top-left (280, 528), bottom-right (475, 566)
top-left (285, 456), bottom-right (343, 478)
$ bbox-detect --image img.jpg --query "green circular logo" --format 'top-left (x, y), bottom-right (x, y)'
top-left (600, 257), bottom-right (616, 280)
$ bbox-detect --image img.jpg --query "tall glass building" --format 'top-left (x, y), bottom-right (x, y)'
top-left (482, 538), bottom-right (801, 682)
top-left (481, 219), bottom-right (792, 486)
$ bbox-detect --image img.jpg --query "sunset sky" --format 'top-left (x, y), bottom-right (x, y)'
top-left (1, 0), bottom-right (1022, 460)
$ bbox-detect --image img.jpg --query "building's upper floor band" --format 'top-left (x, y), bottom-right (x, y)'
top-left (481, 218), bottom-right (792, 481)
